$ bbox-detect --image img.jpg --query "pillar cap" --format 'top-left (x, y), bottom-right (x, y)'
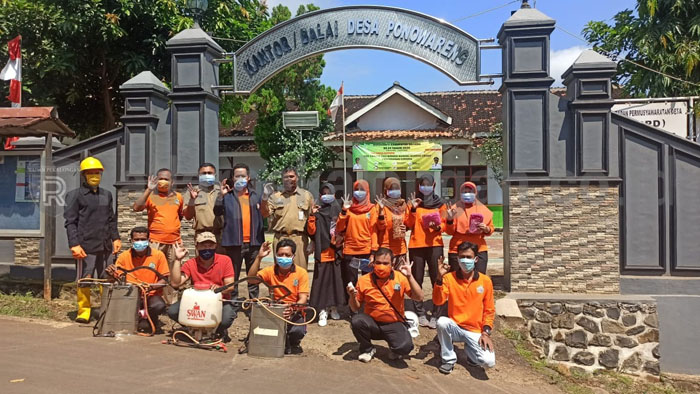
top-left (166, 27), bottom-right (224, 53)
top-left (119, 71), bottom-right (170, 95)
top-left (503, 6), bottom-right (554, 27)
top-left (562, 49), bottom-right (617, 81)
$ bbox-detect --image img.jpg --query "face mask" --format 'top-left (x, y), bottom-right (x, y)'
top-left (157, 180), bottom-right (170, 193)
top-left (234, 178), bottom-right (248, 191)
top-left (199, 174), bottom-right (216, 187)
top-left (373, 263), bottom-right (392, 279)
top-left (459, 257), bottom-right (476, 273)
top-left (419, 185), bottom-right (433, 195)
top-left (461, 193), bottom-right (476, 203)
top-left (386, 189), bottom-right (401, 199)
top-left (198, 249), bottom-right (216, 260)
top-left (283, 178), bottom-right (296, 192)
top-left (353, 190), bottom-right (367, 201)
top-left (320, 194), bottom-right (335, 204)
top-left (85, 174), bottom-right (101, 187)
top-left (132, 240), bottom-right (149, 252)
top-left (276, 256), bottom-right (294, 269)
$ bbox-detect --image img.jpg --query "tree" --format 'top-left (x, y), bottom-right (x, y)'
top-left (475, 123), bottom-right (504, 185)
top-left (583, 0), bottom-right (700, 97)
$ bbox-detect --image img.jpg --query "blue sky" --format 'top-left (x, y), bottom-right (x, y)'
top-left (267, 0), bottom-right (637, 94)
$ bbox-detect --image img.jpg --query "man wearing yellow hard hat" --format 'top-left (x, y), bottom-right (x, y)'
top-left (63, 157), bottom-right (121, 323)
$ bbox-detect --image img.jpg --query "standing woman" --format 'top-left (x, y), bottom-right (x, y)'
top-left (445, 182), bottom-right (494, 274)
top-left (407, 174), bottom-right (446, 329)
top-left (374, 177), bottom-right (409, 268)
top-left (336, 180), bottom-right (379, 297)
top-left (307, 183), bottom-right (344, 326)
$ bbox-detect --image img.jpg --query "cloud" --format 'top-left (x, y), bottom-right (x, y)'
top-left (550, 45), bottom-right (586, 86)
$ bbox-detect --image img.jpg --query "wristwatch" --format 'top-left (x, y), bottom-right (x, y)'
top-left (482, 327), bottom-right (492, 336)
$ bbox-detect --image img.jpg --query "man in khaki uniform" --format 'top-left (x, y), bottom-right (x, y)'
top-left (184, 163), bottom-right (223, 244)
top-left (261, 167), bottom-right (314, 269)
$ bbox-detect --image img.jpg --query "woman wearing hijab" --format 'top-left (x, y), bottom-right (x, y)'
top-left (307, 183), bottom-right (344, 326)
top-left (336, 180), bottom-right (379, 298)
top-left (374, 177), bottom-right (409, 268)
top-left (406, 174), bottom-right (447, 329)
top-left (445, 182), bottom-right (494, 274)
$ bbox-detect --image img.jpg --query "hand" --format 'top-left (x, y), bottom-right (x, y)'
top-left (259, 241), bottom-right (272, 258)
top-left (479, 333), bottom-right (494, 352)
top-left (105, 264), bottom-right (118, 278)
top-left (311, 204), bottom-right (320, 215)
top-left (112, 239), bottom-right (122, 255)
top-left (341, 194), bottom-right (352, 210)
top-left (446, 202), bottom-right (457, 220)
top-left (283, 306), bottom-right (293, 319)
top-left (369, 254), bottom-right (375, 263)
top-left (209, 284), bottom-right (218, 291)
top-left (399, 260), bottom-right (414, 278)
top-left (71, 245), bottom-right (87, 260)
top-left (346, 283), bottom-right (358, 297)
top-left (174, 241), bottom-right (189, 261)
top-left (220, 179), bottom-right (231, 196)
top-left (147, 175), bottom-right (158, 191)
top-left (375, 195), bottom-right (385, 210)
top-left (187, 183), bottom-right (199, 201)
top-left (263, 183), bottom-right (275, 200)
top-left (437, 256), bottom-right (450, 278)
top-left (408, 192), bottom-right (422, 208)
top-left (429, 222), bottom-right (442, 232)
top-left (478, 223), bottom-right (489, 234)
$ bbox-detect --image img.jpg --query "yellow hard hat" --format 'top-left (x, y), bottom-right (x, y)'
top-left (80, 157), bottom-right (104, 172)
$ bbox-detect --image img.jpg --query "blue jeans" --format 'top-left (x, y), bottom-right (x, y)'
top-left (436, 316), bottom-right (495, 368)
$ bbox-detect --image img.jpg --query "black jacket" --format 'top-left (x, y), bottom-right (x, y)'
top-left (214, 189), bottom-right (265, 247)
top-left (63, 186), bottom-right (119, 254)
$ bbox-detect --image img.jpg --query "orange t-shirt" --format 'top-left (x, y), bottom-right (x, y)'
top-left (356, 271), bottom-right (411, 323)
top-left (445, 206), bottom-right (494, 253)
top-left (239, 192), bottom-right (251, 243)
top-left (306, 215), bottom-right (336, 263)
top-left (146, 192), bottom-right (184, 244)
top-left (407, 205), bottom-right (446, 248)
top-left (114, 247), bottom-right (170, 295)
top-left (336, 208), bottom-right (378, 255)
top-left (433, 271), bottom-right (495, 333)
top-left (257, 265), bottom-right (310, 304)
top-left (374, 205), bottom-right (408, 255)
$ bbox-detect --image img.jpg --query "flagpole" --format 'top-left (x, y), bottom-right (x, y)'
top-left (15, 36), bottom-right (21, 108)
top-left (341, 81), bottom-right (347, 194)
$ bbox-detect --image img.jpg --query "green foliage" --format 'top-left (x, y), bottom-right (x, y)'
top-left (583, 0), bottom-right (700, 97)
top-left (476, 122), bottom-right (504, 185)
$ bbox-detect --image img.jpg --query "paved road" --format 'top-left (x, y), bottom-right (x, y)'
top-left (0, 316), bottom-right (558, 394)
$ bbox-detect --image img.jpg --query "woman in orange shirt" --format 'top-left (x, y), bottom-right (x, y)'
top-left (336, 180), bottom-right (379, 295)
top-left (445, 182), bottom-right (494, 274)
top-left (307, 183), bottom-right (344, 326)
top-left (374, 177), bottom-right (408, 268)
top-left (407, 174), bottom-right (446, 329)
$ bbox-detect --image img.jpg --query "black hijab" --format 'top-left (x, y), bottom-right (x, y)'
top-left (418, 174), bottom-right (444, 209)
top-left (314, 183), bottom-right (341, 258)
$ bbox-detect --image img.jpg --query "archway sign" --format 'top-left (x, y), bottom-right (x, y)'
top-left (229, 6), bottom-right (484, 94)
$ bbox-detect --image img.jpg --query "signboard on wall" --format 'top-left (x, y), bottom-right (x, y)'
top-left (0, 154), bottom-right (42, 232)
top-left (612, 100), bottom-right (689, 138)
top-left (352, 141), bottom-right (442, 171)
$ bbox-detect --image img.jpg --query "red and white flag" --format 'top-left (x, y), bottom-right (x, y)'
top-left (0, 35), bottom-right (21, 108)
top-left (327, 83), bottom-right (343, 123)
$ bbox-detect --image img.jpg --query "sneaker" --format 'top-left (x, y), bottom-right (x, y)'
top-left (318, 309), bottom-right (328, 327)
top-left (388, 351), bottom-right (402, 361)
top-left (358, 347), bottom-right (376, 363)
top-left (329, 307), bottom-right (341, 320)
top-left (438, 362), bottom-right (454, 374)
top-left (290, 344), bottom-right (303, 354)
top-left (428, 317), bottom-right (437, 330)
top-left (418, 315), bottom-right (430, 327)
top-left (466, 356), bottom-right (479, 367)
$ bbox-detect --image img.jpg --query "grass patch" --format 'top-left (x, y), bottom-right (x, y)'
top-left (0, 291), bottom-right (54, 319)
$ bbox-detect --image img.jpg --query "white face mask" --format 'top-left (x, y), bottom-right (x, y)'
top-left (419, 185), bottom-right (433, 195)
top-left (386, 189), bottom-right (401, 199)
top-left (234, 178), bottom-right (248, 191)
top-left (320, 194), bottom-right (335, 204)
top-left (199, 174), bottom-right (216, 187)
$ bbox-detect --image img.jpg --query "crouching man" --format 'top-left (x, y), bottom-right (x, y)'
top-left (167, 232), bottom-right (236, 342)
top-left (434, 241), bottom-right (495, 374)
top-left (347, 247), bottom-right (423, 362)
top-left (247, 239), bottom-right (310, 355)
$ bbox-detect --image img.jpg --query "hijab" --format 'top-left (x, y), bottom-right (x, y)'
top-left (315, 182), bottom-right (341, 257)
top-left (382, 177), bottom-right (406, 215)
top-left (350, 179), bottom-right (374, 215)
top-left (417, 174), bottom-right (444, 209)
top-left (454, 181), bottom-right (493, 234)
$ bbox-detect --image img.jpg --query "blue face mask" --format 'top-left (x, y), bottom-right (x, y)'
top-left (459, 257), bottom-right (476, 273)
top-left (461, 193), bottom-right (476, 203)
top-left (199, 174), bottom-right (216, 187)
top-left (276, 256), bottom-right (294, 268)
top-left (320, 194), bottom-right (335, 204)
top-left (234, 178), bottom-right (248, 191)
top-left (199, 249), bottom-right (216, 260)
top-left (419, 185), bottom-right (433, 195)
top-left (386, 189), bottom-right (401, 199)
top-left (132, 240), bottom-right (149, 252)
top-left (353, 190), bottom-right (367, 201)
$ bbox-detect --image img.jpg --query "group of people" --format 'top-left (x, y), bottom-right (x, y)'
top-left (64, 156), bottom-right (496, 373)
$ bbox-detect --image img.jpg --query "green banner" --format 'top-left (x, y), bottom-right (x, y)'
top-left (352, 141), bottom-right (443, 171)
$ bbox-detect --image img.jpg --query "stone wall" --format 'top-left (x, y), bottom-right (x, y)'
top-left (14, 238), bottom-right (41, 266)
top-left (508, 184), bottom-right (619, 293)
top-left (519, 300), bottom-right (660, 377)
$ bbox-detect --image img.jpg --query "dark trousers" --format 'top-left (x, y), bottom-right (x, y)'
top-left (167, 301), bottom-right (237, 336)
top-left (76, 252), bottom-right (113, 287)
top-left (287, 313), bottom-right (306, 347)
top-left (448, 251), bottom-right (488, 274)
top-left (409, 246), bottom-right (443, 317)
top-left (341, 253), bottom-right (369, 301)
top-left (225, 244), bottom-right (260, 299)
top-left (351, 313), bottom-right (413, 355)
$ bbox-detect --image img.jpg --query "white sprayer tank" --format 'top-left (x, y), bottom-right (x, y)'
top-left (178, 284), bottom-right (223, 328)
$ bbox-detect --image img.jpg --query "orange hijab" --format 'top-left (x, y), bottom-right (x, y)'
top-left (454, 182), bottom-right (493, 234)
top-left (350, 179), bottom-right (373, 215)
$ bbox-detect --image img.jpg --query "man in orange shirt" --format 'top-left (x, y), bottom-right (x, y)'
top-left (347, 248), bottom-right (423, 362)
top-left (106, 226), bottom-right (169, 333)
top-left (248, 239), bottom-right (309, 354)
top-left (433, 241), bottom-right (496, 374)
